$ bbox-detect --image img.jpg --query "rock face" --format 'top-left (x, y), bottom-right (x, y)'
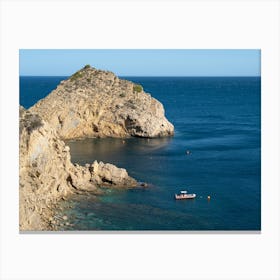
top-left (19, 107), bottom-right (136, 230)
top-left (30, 65), bottom-right (174, 139)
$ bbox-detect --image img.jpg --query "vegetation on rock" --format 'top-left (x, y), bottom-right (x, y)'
top-left (70, 71), bottom-right (83, 81)
top-left (20, 111), bottom-right (43, 134)
top-left (133, 84), bottom-right (143, 93)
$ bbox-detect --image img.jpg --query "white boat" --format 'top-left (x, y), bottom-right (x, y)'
top-left (175, 190), bottom-right (196, 200)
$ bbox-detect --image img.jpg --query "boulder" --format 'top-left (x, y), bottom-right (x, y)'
top-left (91, 160), bottom-right (137, 187)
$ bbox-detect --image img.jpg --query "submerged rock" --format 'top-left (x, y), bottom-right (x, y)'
top-left (30, 65), bottom-right (174, 139)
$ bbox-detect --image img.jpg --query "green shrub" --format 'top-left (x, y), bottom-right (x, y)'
top-left (22, 113), bottom-right (43, 134)
top-left (133, 84), bottom-right (143, 93)
top-left (87, 78), bottom-right (91, 83)
top-left (119, 93), bottom-right (126, 98)
top-left (70, 71), bottom-right (83, 81)
top-left (84, 64), bottom-right (91, 69)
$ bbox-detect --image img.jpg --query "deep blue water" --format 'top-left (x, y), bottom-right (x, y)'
top-left (20, 76), bottom-right (67, 108)
top-left (20, 76), bottom-right (261, 230)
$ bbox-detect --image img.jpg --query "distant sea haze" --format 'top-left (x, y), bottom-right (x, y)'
top-left (20, 76), bottom-right (261, 230)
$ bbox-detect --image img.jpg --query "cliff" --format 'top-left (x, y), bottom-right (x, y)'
top-left (19, 107), bottom-right (136, 230)
top-left (30, 65), bottom-right (174, 139)
top-left (20, 65), bottom-right (174, 230)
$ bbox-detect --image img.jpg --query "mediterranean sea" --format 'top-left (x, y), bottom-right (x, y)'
top-left (20, 76), bottom-right (261, 230)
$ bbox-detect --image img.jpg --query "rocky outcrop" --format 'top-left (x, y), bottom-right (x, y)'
top-left (19, 107), bottom-right (137, 231)
top-left (30, 65), bottom-right (174, 139)
top-left (70, 161), bottom-right (137, 191)
top-left (20, 65), bottom-right (174, 230)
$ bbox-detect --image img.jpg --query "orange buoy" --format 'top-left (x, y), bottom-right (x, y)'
top-left (207, 195), bottom-right (211, 200)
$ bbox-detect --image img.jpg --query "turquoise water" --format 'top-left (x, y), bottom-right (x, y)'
top-left (20, 76), bottom-right (261, 230)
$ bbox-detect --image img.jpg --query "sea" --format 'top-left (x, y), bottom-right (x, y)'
top-left (20, 76), bottom-right (261, 231)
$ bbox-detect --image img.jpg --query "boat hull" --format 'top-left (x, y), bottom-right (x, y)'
top-left (175, 194), bottom-right (196, 200)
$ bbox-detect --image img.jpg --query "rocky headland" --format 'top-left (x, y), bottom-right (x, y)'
top-left (19, 65), bottom-right (174, 231)
top-left (30, 65), bottom-right (174, 139)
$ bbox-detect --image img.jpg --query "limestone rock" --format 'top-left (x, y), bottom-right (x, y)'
top-left (91, 160), bottom-right (137, 187)
top-left (30, 65), bottom-right (174, 139)
top-left (19, 108), bottom-right (137, 231)
top-left (19, 109), bottom-right (72, 230)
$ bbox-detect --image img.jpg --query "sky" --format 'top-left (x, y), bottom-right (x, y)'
top-left (19, 49), bottom-right (261, 77)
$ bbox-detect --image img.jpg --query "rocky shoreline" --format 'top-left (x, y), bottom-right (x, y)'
top-left (19, 65), bottom-right (174, 231)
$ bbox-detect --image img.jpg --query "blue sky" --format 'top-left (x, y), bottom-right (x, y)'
top-left (19, 49), bottom-right (260, 77)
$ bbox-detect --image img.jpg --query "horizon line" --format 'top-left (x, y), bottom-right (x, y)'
top-left (20, 75), bottom-right (261, 78)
